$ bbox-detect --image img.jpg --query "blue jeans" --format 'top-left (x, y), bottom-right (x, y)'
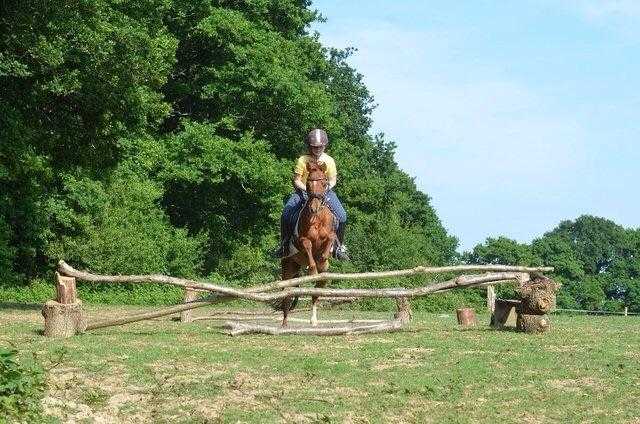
top-left (281, 189), bottom-right (347, 240)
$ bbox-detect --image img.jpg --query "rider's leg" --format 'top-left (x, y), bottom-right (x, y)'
top-left (274, 192), bottom-right (302, 257)
top-left (325, 190), bottom-right (349, 260)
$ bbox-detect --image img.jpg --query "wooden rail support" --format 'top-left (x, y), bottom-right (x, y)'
top-left (180, 288), bottom-right (199, 323)
top-left (394, 297), bottom-right (412, 324)
top-left (486, 285), bottom-right (496, 314)
top-left (490, 299), bottom-right (520, 329)
top-left (42, 274), bottom-right (86, 338)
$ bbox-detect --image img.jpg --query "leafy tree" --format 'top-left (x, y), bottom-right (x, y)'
top-left (1, 0), bottom-right (177, 277)
top-left (2, 0), bottom-right (457, 299)
top-left (465, 236), bottom-right (540, 266)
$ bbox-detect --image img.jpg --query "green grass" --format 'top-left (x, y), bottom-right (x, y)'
top-left (2, 304), bottom-right (640, 423)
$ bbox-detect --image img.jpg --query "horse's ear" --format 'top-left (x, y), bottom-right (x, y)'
top-left (306, 161), bottom-right (313, 172)
top-left (318, 162), bottom-right (327, 172)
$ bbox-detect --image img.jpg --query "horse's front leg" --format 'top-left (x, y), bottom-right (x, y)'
top-left (311, 247), bottom-right (331, 327)
top-left (320, 234), bottom-right (336, 261)
top-left (300, 237), bottom-right (317, 274)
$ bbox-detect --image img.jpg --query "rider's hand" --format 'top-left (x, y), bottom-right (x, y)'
top-left (299, 190), bottom-right (309, 202)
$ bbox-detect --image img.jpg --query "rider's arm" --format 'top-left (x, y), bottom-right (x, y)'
top-left (325, 157), bottom-right (338, 190)
top-left (293, 174), bottom-right (306, 192)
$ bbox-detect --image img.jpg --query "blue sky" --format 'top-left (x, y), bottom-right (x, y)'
top-left (312, 0), bottom-right (640, 252)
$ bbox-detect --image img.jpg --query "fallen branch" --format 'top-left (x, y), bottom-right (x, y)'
top-left (223, 319), bottom-right (405, 336)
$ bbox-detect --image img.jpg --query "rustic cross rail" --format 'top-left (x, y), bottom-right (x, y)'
top-left (42, 260), bottom-right (553, 337)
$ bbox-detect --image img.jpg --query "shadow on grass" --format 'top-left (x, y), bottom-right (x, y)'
top-left (0, 302), bottom-right (42, 311)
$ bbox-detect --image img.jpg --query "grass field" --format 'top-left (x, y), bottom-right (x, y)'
top-left (2, 303), bottom-right (640, 423)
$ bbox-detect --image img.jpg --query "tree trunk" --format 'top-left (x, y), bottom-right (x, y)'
top-left (42, 300), bottom-right (87, 338)
top-left (518, 276), bottom-right (559, 314)
top-left (55, 272), bottom-right (77, 304)
top-left (491, 299), bottom-right (520, 328)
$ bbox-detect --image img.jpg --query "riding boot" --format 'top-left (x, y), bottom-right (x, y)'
top-left (273, 217), bottom-right (291, 258)
top-left (334, 222), bottom-right (350, 261)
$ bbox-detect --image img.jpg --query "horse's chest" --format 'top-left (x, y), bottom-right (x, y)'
top-left (307, 223), bottom-right (329, 240)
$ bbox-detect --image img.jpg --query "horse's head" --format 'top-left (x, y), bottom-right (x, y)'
top-left (305, 161), bottom-right (329, 213)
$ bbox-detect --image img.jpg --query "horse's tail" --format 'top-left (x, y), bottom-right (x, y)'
top-left (268, 293), bottom-right (299, 312)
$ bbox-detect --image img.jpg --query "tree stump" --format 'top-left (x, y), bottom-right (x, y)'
top-left (394, 297), bottom-right (412, 324)
top-left (456, 308), bottom-right (477, 327)
top-left (180, 288), bottom-right (199, 323)
top-left (516, 313), bottom-right (550, 334)
top-left (517, 276), bottom-right (559, 314)
top-left (42, 300), bottom-right (87, 338)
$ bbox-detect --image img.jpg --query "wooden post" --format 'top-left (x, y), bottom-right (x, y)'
top-left (180, 288), bottom-right (199, 323)
top-left (625, 307), bottom-right (628, 317)
top-left (55, 272), bottom-right (77, 304)
top-left (42, 273), bottom-right (86, 337)
top-left (491, 299), bottom-right (520, 328)
top-left (394, 297), bottom-right (412, 324)
top-left (486, 285), bottom-right (496, 314)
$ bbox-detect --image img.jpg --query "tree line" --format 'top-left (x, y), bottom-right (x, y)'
top-left (1, 1), bottom-right (637, 311)
top-left (0, 0), bottom-right (456, 287)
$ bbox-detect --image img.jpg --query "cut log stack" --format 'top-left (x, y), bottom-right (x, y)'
top-left (515, 275), bottom-right (560, 334)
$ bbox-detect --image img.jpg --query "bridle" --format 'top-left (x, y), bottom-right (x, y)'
top-left (305, 174), bottom-right (329, 214)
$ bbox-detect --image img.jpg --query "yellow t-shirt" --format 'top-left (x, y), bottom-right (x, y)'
top-left (294, 153), bottom-right (337, 184)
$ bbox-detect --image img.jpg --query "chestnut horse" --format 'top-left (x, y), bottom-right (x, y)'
top-left (279, 161), bottom-right (336, 327)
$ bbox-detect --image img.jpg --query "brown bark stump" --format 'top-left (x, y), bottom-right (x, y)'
top-left (516, 313), bottom-right (550, 334)
top-left (456, 308), bottom-right (477, 327)
top-left (394, 297), bottom-right (412, 324)
top-left (491, 299), bottom-right (520, 329)
top-left (42, 300), bottom-right (87, 338)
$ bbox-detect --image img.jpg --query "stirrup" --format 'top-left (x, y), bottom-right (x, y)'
top-left (335, 244), bottom-right (350, 261)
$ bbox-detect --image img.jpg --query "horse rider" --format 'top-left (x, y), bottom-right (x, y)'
top-left (274, 128), bottom-right (349, 260)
